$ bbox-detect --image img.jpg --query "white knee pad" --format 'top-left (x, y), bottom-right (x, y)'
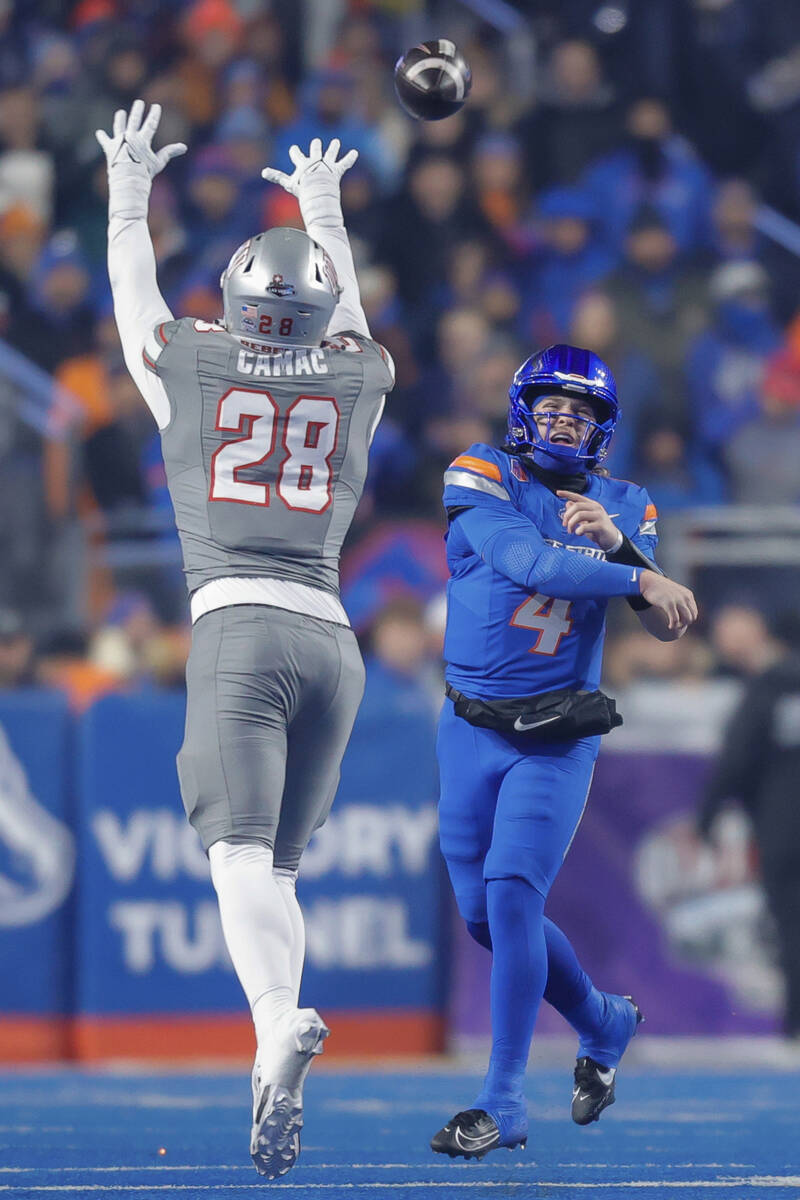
top-left (209, 837), bottom-right (274, 887)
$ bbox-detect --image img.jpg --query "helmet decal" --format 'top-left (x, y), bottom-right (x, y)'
top-left (266, 273), bottom-right (297, 297)
top-left (320, 249), bottom-right (341, 298)
top-left (239, 302), bottom-right (258, 332)
top-left (225, 239), bottom-right (252, 276)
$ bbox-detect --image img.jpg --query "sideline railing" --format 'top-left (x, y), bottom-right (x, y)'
top-left (659, 506), bottom-right (800, 582)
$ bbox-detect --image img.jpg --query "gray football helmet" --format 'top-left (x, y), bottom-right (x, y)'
top-left (220, 227), bottom-right (341, 346)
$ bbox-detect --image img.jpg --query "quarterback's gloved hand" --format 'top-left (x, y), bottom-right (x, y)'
top-left (261, 138), bottom-right (358, 229)
top-left (96, 99), bottom-right (187, 179)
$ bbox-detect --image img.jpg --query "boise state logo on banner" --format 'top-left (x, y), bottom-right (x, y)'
top-left (0, 722), bottom-right (75, 927)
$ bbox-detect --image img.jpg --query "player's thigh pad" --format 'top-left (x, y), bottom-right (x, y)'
top-left (178, 606), bottom-right (350, 851)
top-left (437, 700), bottom-right (505, 923)
top-left (273, 622), bottom-right (365, 871)
top-left (483, 736), bottom-right (599, 897)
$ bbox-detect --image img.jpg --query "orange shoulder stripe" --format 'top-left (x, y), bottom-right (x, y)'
top-left (644, 503), bottom-right (658, 521)
top-left (450, 454), bottom-right (502, 482)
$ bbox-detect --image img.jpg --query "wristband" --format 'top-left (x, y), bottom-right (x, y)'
top-left (298, 180), bottom-right (344, 230)
top-left (108, 166), bottom-right (151, 220)
top-left (608, 533), bottom-right (662, 575)
top-left (608, 532), bottom-right (661, 611)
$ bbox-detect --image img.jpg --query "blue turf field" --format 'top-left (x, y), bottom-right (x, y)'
top-left (1, 1066), bottom-right (799, 1198)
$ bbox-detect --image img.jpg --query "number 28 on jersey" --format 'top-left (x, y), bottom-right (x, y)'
top-left (209, 387), bottom-right (339, 514)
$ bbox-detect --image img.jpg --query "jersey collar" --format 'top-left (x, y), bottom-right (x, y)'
top-left (518, 454), bottom-right (589, 495)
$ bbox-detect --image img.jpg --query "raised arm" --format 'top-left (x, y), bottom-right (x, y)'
top-left (262, 138), bottom-right (369, 339)
top-left (96, 100), bottom-right (186, 428)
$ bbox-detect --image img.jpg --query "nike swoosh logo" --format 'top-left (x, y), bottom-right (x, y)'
top-left (453, 1127), bottom-right (498, 1151)
top-left (513, 713), bottom-right (561, 733)
top-left (607, 513), bottom-right (620, 518)
top-left (573, 1089), bottom-right (591, 1103)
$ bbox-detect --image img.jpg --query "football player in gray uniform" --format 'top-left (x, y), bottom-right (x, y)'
top-left (97, 101), bottom-right (394, 1178)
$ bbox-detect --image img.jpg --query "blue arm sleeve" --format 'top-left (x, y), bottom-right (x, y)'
top-left (454, 504), bottom-right (645, 601)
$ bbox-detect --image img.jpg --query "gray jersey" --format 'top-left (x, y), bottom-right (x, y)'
top-left (145, 318), bottom-right (394, 596)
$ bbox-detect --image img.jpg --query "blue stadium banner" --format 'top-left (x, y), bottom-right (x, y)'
top-left (74, 666), bottom-right (443, 1057)
top-left (299, 659), bottom-right (444, 1013)
top-left (0, 691), bottom-right (74, 1058)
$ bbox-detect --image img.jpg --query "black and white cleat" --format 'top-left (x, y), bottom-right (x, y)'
top-left (571, 1057), bottom-right (618, 1125)
top-left (431, 1109), bottom-right (526, 1160)
top-left (572, 997), bottom-right (644, 1126)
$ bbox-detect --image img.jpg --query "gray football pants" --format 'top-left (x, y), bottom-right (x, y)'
top-left (177, 605), bottom-right (365, 864)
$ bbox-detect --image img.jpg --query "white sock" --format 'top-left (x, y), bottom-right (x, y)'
top-left (208, 838), bottom-right (296, 1053)
top-left (273, 867), bottom-right (305, 1002)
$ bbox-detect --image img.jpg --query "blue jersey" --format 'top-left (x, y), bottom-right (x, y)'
top-left (442, 444), bottom-right (658, 698)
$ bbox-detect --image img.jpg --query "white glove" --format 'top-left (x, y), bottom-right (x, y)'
top-left (262, 137), bottom-right (358, 228)
top-left (96, 100), bottom-right (187, 180)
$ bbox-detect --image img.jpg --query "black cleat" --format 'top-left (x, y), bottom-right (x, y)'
top-left (571, 1057), bottom-right (618, 1125)
top-left (431, 1109), bottom-right (526, 1160)
top-left (572, 995), bottom-right (643, 1126)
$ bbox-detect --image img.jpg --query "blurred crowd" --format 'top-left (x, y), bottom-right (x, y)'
top-left (2, 0), bottom-right (800, 697)
top-left (0, 584), bottom-right (794, 749)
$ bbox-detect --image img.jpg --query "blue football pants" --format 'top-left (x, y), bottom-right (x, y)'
top-left (437, 699), bottom-right (601, 1111)
top-left (437, 698), bottom-right (599, 908)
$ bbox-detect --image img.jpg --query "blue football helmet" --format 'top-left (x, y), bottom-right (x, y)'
top-left (507, 344), bottom-right (620, 470)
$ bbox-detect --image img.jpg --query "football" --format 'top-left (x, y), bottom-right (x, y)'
top-left (393, 39), bottom-right (472, 121)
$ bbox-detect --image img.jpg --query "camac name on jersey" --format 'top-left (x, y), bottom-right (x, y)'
top-left (236, 348), bottom-right (330, 377)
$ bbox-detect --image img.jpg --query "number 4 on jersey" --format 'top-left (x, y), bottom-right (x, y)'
top-left (511, 593), bottom-right (573, 655)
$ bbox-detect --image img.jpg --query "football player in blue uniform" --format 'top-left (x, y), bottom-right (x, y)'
top-left (431, 344), bottom-right (697, 1160)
